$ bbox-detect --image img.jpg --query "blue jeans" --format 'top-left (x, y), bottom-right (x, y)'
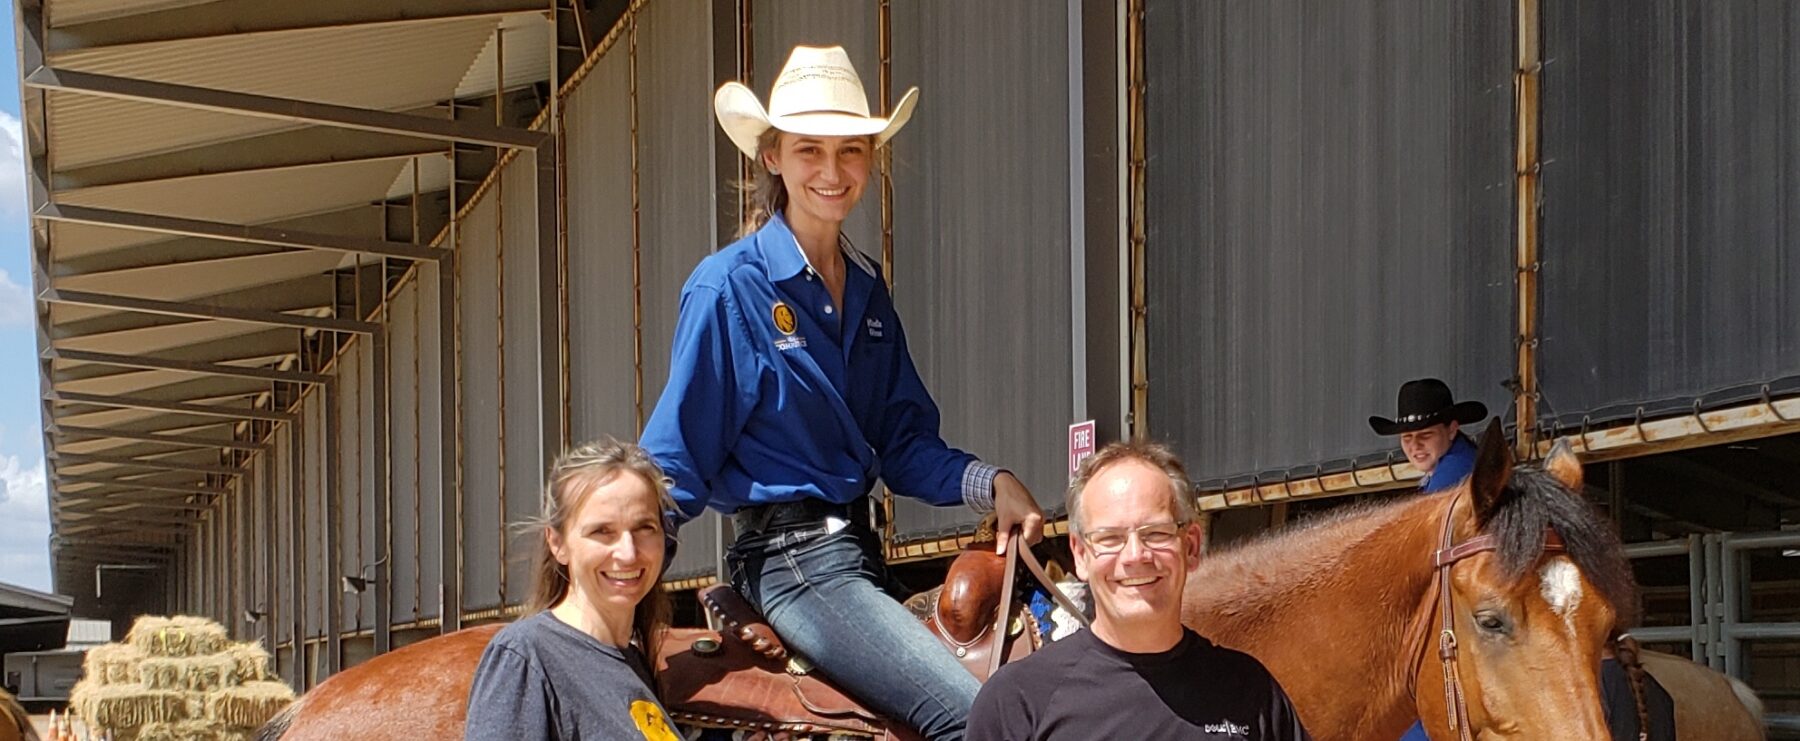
top-left (728, 523), bottom-right (979, 741)
top-left (1400, 721), bottom-right (1428, 740)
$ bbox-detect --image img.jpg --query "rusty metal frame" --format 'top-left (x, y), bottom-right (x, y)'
top-left (1124, 0), bottom-right (1147, 441)
top-left (629, 16), bottom-right (644, 431)
top-left (1513, 0), bottom-right (1543, 458)
top-left (23, 67), bottom-right (547, 150)
top-left (34, 203), bottom-right (449, 262)
top-left (493, 31), bottom-right (511, 607)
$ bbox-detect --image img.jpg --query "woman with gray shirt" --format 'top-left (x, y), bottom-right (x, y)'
top-left (464, 440), bottom-right (680, 741)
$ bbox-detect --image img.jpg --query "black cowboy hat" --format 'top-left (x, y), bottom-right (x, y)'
top-left (1368, 378), bottom-right (1488, 436)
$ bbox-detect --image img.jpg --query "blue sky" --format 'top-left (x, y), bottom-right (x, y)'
top-left (0, 10), bottom-right (55, 593)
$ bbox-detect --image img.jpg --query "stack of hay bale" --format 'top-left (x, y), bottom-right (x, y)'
top-left (67, 615), bottom-right (295, 740)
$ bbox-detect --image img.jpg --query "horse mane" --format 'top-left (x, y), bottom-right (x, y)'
top-left (1485, 462), bottom-right (1641, 626)
top-left (1203, 460), bottom-right (1640, 624)
top-left (0, 688), bottom-right (37, 741)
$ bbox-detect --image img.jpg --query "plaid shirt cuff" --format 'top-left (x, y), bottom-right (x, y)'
top-left (961, 461), bottom-right (1004, 513)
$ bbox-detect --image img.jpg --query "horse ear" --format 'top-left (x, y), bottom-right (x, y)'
top-left (1469, 418), bottom-right (1514, 524)
top-left (1543, 440), bottom-right (1584, 492)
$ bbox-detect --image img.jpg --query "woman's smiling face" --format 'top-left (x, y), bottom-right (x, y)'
top-left (546, 470), bottom-right (665, 619)
top-left (763, 132), bottom-right (873, 229)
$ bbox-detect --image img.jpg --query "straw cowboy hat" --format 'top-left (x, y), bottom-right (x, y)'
top-left (1368, 378), bottom-right (1489, 436)
top-left (714, 45), bottom-right (919, 159)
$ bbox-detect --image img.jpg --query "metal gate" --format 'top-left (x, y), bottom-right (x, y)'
top-left (1626, 532), bottom-right (1800, 731)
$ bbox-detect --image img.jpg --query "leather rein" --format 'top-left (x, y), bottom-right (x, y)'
top-left (984, 530), bottom-right (1092, 678)
top-left (1427, 493), bottom-right (1566, 741)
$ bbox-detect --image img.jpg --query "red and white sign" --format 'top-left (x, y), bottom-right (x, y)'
top-left (1069, 420), bottom-right (1097, 480)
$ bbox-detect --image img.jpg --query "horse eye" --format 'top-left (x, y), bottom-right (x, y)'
top-left (1473, 612), bottom-right (1508, 634)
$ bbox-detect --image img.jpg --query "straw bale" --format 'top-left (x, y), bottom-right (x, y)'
top-left (81, 643), bottom-right (143, 686)
top-left (204, 681), bottom-right (294, 729)
top-left (138, 719), bottom-right (221, 741)
top-left (127, 615), bottom-right (230, 658)
top-left (75, 684), bottom-right (189, 729)
top-left (223, 642), bottom-right (272, 683)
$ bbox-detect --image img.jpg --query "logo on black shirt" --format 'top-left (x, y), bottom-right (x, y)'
top-left (772, 302), bottom-right (798, 335)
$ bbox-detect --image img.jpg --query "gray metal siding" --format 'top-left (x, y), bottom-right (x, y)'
top-left (1142, 0), bottom-right (1516, 487)
top-left (637, 0), bottom-right (724, 582)
top-left (460, 195), bottom-right (504, 611)
top-left (565, 49), bottom-right (638, 445)
top-left (390, 280), bottom-right (421, 624)
top-left (304, 393), bottom-right (326, 639)
top-left (1538, 0), bottom-right (1800, 425)
top-left (501, 157), bottom-right (542, 606)
top-left (888, 0), bottom-right (1075, 538)
top-left (418, 262), bottom-right (445, 620)
top-left (274, 425), bottom-right (293, 645)
top-left (752, 0), bottom-right (881, 255)
top-left (358, 340), bottom-right (378, 631)
top-left (337, 342), bottom-right (363, 633)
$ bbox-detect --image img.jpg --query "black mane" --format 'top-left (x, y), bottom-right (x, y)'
top-left (1484, 462), bottom-right (1641, 626)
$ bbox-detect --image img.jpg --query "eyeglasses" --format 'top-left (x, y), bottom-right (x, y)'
top-left (1079, 522), bottom-right (1186, 555)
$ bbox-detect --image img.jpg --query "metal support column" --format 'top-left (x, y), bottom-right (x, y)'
top-left (287, 416), bottom-right (306, 688)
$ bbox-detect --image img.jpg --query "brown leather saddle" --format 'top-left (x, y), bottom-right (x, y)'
top-left (653, 532), bottom-right (1085, 739)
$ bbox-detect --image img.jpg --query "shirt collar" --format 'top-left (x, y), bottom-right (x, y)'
top-left (756, 210), bottom-right (877, 282)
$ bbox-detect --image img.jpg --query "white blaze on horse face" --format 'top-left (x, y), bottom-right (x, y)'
top-left (1539, 557), bottom-right (1583, 628)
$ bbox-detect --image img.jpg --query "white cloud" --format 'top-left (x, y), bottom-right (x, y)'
top-left (0, 454), bottom-right (52, 592)
top-left (0, 268), bottom-right (32, 328)
top-left (0, 109), bottom-right (26, 219)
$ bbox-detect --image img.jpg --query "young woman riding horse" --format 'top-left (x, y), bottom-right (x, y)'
top-left (638, 44), bottom-right (1044, 741)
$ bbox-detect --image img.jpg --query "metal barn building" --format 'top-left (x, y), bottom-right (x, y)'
top-left (13, 0), bottom-right (1799, 722)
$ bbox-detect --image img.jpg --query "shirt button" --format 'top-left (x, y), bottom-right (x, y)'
top-left (824, 305), bottom-right (834, 315)
top-left (805, 272), bottom-right (814, 281)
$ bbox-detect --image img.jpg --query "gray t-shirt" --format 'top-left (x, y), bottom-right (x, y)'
top-left (464, 610), bottom-right (678, 741)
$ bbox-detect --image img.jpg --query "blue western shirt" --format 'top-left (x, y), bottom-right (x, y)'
top-left (641, 213), bottom-right (999, 524)
top-left (1420, 434), bottom-right (1478, 493)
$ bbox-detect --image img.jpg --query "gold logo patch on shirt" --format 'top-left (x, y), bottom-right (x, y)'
top-left (772, 301), bottom-right (798, 335)
top-left (630, 699), bottom-right (679, 741)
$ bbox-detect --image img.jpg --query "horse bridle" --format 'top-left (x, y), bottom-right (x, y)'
top-left (1429, 493), bottom-right (1566, 741)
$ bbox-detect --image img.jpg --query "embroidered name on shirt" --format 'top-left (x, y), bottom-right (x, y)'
top-left (865, 317), bottom-right (884, 338)
top-left (1203, 721), bottom-right (1250, 736)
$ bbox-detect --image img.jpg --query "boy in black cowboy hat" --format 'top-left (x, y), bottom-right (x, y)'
top-left (1377, 378), bottom-right (1488, 741)
top-left (1369, 378), bottom-right (1488, 494)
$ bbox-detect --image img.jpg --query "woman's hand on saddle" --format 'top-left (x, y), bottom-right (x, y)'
top-left (992, 471), bottom-right (1045, 555)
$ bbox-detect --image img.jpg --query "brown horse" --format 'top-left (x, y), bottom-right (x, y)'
top-left (1186, 426), bottom-right (1638, 740)
top-left (1638, 650), bottom-right (1764, 740)
top-left (261, 425), bottom-right (1738, 740)
top-left (0, 686), bottom-right (37, 741)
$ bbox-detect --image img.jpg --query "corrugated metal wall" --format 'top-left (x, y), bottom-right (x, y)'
top-left (273, 424), bottom-right (294, 647)
top-left (336, 342), bottom-right (363, 633)
top-left (460, 194), bottom-right (504, 612)
top-left (500, 158), bottom-right (542, 606)
top-left (637, 0), bottom-right (726, 581)
top-left (417, 263), bottom-right (445, 621)
top-left (564, 49), bottom-right (636, 444)
top-left (1538, 0), bottom-right (1800, 426)
top-left (1142, 0), bottom-right (1516, 487)
top-left (888, 0), bottom-right (1075, 537)
top-left (390, 280), bottom-right (422, 625)
top-left (303, 392), bottom-right (325, 642)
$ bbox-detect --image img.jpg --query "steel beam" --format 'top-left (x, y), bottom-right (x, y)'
top-left (53, 424), bottom-right (270, 452)
top-left (43, 288), bottom-right (378, 334)
top-left (49, 0), bottom-right (544, 53)
top-left (49, 451), bottom-right (244, 477)
top-left (38, 203), bottom-right (450, 262)
top-left (24, 67), bottom-right (547, 150)
top-left (54, 473), bottom-right (230, 496)
top-left (47, 347), bottom-right (330, 385)
top-left (324, 377), bottom-right (342, 677)
top-left (50, 390), bottom-right (292, 422)
top-left (60, 510), bottom-right (198, 528)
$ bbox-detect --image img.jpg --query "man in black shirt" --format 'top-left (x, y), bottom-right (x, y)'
top-left (967, 441), bottom-right (1311, 741)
